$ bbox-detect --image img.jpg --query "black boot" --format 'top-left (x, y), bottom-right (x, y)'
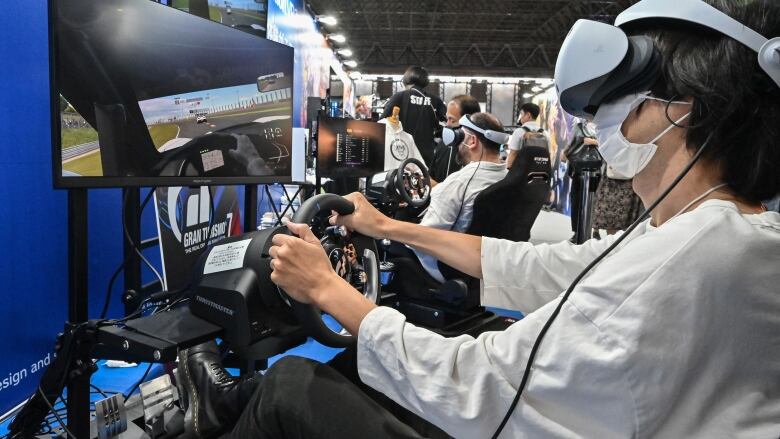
top-left (176, 341), bottom-right (259, 438)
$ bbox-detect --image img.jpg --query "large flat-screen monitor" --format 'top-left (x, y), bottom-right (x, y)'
top-left (51, 0), bottom-right (294, 188)
top-left (316, 117), bottom-right (385, 178)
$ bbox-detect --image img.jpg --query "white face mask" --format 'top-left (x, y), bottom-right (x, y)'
top-left (593, 92), bottom-right (691, 179)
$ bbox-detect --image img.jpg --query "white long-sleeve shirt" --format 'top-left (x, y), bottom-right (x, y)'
top-left (413, 161), bottom-right (507, 282)
top-left (358, 199), bottom-right (780, 438)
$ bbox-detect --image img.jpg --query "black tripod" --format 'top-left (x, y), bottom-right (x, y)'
top-left (568, 145), bottom-right (603, 244)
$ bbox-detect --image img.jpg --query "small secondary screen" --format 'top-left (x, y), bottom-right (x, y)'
top-left (316, 117), bottom-right (385, 178)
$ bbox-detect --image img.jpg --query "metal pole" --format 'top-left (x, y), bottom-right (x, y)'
top-left (244, 185), bottom-right (258, 231)
top-left (575, 171), bottom-right (597, 244)
top-left (67, 188), bottom-right (90, 439)
top-left (123, 187), bottom-right (142, 314)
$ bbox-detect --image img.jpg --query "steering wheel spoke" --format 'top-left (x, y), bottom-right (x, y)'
top-left (283, 194), bottom-right (380, 347)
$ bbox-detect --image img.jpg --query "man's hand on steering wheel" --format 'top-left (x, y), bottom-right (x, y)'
top-left (330, 193), bottom-right (392, 239)
top-left (269, 222), bottom-right (341, 305)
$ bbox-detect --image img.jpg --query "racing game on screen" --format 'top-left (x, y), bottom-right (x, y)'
top-left (54, 0), bottom-right (293, 185)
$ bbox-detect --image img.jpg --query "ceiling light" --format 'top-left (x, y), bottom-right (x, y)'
top-left (317, 15), bottom-right (338, 26)
top-left (338, 49), bottom-right (353, 57)
top-left (328, 34), bottom-right (346, 43)
top-left (522, 93), bottom-right (534, 98)
top-left (531, 86), bottom-right (542, 92)
top-left (344, 60), bottom-right (358, 68)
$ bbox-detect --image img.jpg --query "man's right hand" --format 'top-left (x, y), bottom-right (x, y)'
top-left (332, 192), bottom-right (485, 279)
top-left (330, 192), bottom-right (392, 239)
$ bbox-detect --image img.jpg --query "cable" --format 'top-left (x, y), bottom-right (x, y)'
top-left (449, 146), bottom-right (484, 231)
top-left (123, 363), bottom-right (154, 403)
top-left (101, 189), bottom-right (157, 319)
top-left (36, 387), bottom-right (77, 439)
top-left (89, 384), bottom-right (109, 399)
top-left (445, 144), bottom-right (454, 177)
top-left (151, 295), bottom-right (190, 316)
top-left (99, 285), bottom-right (189, 328)
top-left (490, 133), bottom-right (714, 438)
top-left (122, 188), bottom-right (165, 292)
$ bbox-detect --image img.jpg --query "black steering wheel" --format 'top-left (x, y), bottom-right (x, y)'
top-left (284, 194), bottom-right (380, 347)
top-left (394, 158), bottom-right (431, 208)
top-left (156, 132), bottom-right (276, 177)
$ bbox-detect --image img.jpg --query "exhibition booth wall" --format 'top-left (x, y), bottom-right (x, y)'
top-left (0, 2), bottom-right (165, 417)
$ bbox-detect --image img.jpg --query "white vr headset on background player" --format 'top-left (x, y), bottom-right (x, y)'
top-left (555, 0), bottom-right (780, 118)
top-left (441, 114), bottom-right (510, 147)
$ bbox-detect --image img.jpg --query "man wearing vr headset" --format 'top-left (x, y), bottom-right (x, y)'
top-left (428, 95), bottom-right (482, 186)
top-left (178, 1), bottom-right (779, 438)
top-left (409, 112), bottom-right (508, 283)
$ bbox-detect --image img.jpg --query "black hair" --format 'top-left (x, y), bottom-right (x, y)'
top-left (625, 0), bottom-right (779, 204)
top-left (402, 66), bottom-right (430, 88)
top-left (466, 112), bottom-right (503, 152)
top-left (451, 95), bottom-right (481, 116)
top-left (519, 102), bottom-right (540, 120)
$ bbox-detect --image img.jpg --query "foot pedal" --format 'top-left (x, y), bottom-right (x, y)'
top-left (140, 374), bottom-right (175, 438)
top-left (95, 394), bottom-right (127, 439)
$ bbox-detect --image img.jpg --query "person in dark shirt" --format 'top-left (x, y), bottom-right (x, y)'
top-left (429, 95), bottom-right (481, 186)
top-left (381, 66), bottom-right (446, 166)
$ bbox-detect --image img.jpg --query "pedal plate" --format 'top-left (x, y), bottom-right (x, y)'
top-left (140, 374), bottom-right (175, 438)
top-left (95, 394), bottom-right (127, 439)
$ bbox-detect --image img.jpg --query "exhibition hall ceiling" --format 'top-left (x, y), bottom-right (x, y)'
top-left (307, 0), bottom-right (636, 77)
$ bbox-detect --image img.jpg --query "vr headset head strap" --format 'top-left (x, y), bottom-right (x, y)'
top-left (616, 0), bottom-right (780, 88)
top-left (554, 0), bottom-right (779, 118)
top-left (458, 114), bottom-right (510, 145)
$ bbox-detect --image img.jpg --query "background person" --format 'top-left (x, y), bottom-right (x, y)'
top-left (410, 112), bottom-right (507, 282)
top-left (429, 95), bottom-right (481, 186)
top-left (506, 102), bottom-right (546, 169)
top-left (591, 159), bottom-right (643, 236)
top-left (381, 66), bottom-right (447, 166)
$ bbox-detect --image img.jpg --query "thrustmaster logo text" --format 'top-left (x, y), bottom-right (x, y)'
top-left (168, 187), bottom-right (233, 255)
top-left (195, 295), bottom-right (235, 316)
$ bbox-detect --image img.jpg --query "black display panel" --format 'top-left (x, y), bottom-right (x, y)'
top-left (316, 117), bottom-right (385, 178)
top-left (376, 80), bottom-right (394, 99)
top-left (51, 0), bottom-right (293, 188)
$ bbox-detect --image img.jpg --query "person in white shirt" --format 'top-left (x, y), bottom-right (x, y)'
top-left (411, 112), bottom-right (508, 282)
top-left (175, 1), bottom-right (780, 438)
top-left (506, 102), bottom-right (546, 169)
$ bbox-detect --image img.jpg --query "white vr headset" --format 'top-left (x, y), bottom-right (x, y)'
top-left (441, 114), bottom-right (510, 147)
top-left (555, 0), bottom-right (780, 118)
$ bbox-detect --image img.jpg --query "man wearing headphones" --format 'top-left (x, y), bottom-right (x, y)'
top-left (429, 94), bottom-right (482, 186)
top-left (177, 1), bottom-right (779, 437)
top-left (410, 112), bottom-right (508, 282)
top-left (381, 66), bottom-right (447, 166)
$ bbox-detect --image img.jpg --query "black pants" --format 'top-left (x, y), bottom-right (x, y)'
top-left (224, 349), bottom-right (450, 439)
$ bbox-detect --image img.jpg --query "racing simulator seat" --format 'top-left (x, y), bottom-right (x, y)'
top-left (381, 146), bottom-right (552, 336)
